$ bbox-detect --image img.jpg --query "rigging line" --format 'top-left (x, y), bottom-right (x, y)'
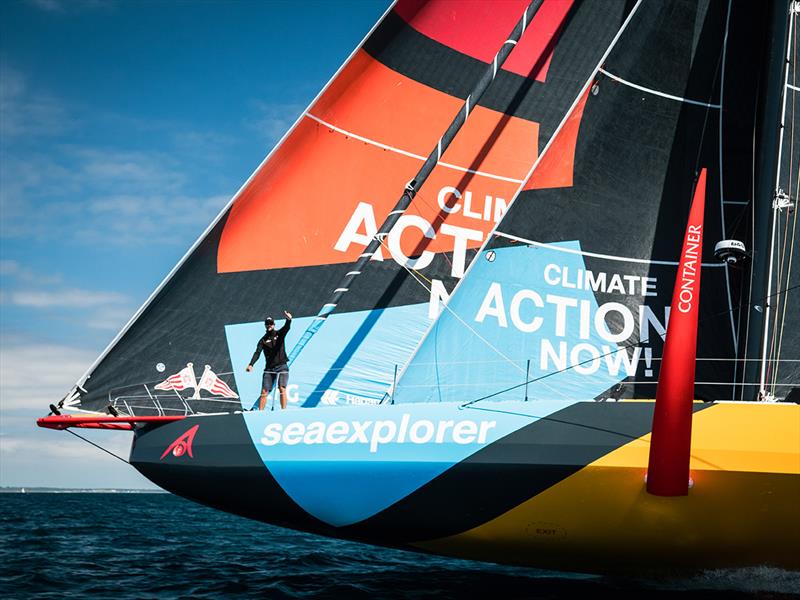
top-left (374, 240), bottom-right (524, 375)
top-left (304, 114), bottom-right (526, 185)
top-left (65, 429), bottom-right (130, 465)
top-left (373, 238), bottom-right (572, 401)
top-left (288, 0), bottom-right (547, 366)
top-left (773, 179), bottom-right (799, 389)
top-left (460, 337), bottom-right (646, 408)
top-left (739, 89), bottom-right (760, 400)
top-left (788, 83), bottom-right (800, 92)
top-left (392, 0), bottom-right (646, 395)
top-left (492, 231), bottom-right (727, 267)
top-left (769, 190), bottom-right (796, 389)
top-left (769, 213), bottom-right (789, 389)
top-left (759, 7), bottom-right (794, 389)
top-left (761, 4), bottom-right (798, 394)
top-left (403, 188), bottom-right (455, 270)
top-left (378, 242), bottom-right (800, 407)
top-left (718, 0), bottom-right (738, 359)
top-left (597, 68), bottom-right (722, 108)
top-left (775, 13), bottom-right (800, 389)
top-left (698, 282), bottom-right (800, 330)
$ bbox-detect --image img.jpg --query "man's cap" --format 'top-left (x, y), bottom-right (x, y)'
top-left (265, 316), bottom-right (275, 326)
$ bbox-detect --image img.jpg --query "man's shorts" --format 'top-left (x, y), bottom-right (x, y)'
top-left (262, 363), bottom-right (289, 391)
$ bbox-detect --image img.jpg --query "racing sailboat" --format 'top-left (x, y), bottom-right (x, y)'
top-left (38, 0), bottom-right (799, 574)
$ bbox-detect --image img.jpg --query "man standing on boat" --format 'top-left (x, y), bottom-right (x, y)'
top-left (246, 310), bottom-right (292, 410)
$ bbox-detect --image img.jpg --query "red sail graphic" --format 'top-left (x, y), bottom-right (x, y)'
top-left (647, 168), bottom-right (707, 496)
top-left (160, 425), bottom-right (200, 460)
top-left (394, 0), bottom-right (574, 81)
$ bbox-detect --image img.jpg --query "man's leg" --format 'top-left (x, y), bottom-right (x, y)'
top-left (278, 386), bottom-right (287, 409)
top-left (259, 371), bottom-right (274, 410)
top-left (277, 370), bottom-right (289, 409)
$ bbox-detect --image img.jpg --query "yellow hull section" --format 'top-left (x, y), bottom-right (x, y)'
top-left (414, 402), bottom-right (800, 574)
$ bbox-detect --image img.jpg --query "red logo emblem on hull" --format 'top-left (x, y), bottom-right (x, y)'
top-left (160, 424), bottom-right (199, 460)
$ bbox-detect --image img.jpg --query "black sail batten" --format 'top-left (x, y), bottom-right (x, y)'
top-left (741, 0), bottom-right (793, 400)
top-left (288, 0), bottom-right (547, 365)
top-left (70, 1), bottom-right (632, 414)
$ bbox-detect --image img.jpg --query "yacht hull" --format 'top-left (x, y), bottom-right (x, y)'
top-left (130, 400), bottom-right (800, 574)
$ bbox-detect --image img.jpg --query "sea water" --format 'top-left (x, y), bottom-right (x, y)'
top-left (1, 493), bottom-right (797, 599)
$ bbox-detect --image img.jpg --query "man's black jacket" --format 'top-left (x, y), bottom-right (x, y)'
top-left (249, 319), bottom-right (291, 370)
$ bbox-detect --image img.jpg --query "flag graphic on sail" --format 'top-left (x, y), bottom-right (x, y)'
top-left (154, 363), bottom-right (198, 394)
top-left (198, 365), bottom-right (238, 399)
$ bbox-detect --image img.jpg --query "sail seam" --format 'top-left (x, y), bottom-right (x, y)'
top-left (493, 231), bottom-right (727, 267)
top-left (598, 68), bottom-right (722, 108)
top-left (304, 113), bottom-right (526, 184)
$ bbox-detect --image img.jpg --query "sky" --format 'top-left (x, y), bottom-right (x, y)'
top-left (0, 0), bottom-right (391, 489)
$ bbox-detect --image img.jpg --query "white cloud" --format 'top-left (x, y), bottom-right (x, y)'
top-left (0, 149), bottom-right (228, 244)
top-left (0, 64), bottom-right (73, 137)
top-left (0, 341), bottom-right (97, 410)
top-left (0, 337), bottom-right (157, 489)
top-left (248, 101), bottom-right (304, 145)
top-left (70, 147), bottom-right (186, 193)
top-left (0, 429), bottom-right (157, 489)
top-left (26, 0), bottom-right (64, 11)
top-left (85, 305), bottom-right (134, 331)
top-left (24, 0), bottom-right (116, 14)
top-left (8, 288), bottom-right (127, 309)
top-left (1, 431), bottom-right (132, 461)
top-left (0, 262), bottom-right (130, 330)
top-left (77, 192), bottom-right (228, 244)
top-left (0, 260), bottom-right (62, 284)
top-left (0, 260), bottom-right (20, 275)
top-left (1, 62), bottom-right (235, 248)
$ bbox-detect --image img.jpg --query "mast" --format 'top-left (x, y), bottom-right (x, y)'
top-left (743, 0), bottom-right (791, 400)
top-left (761, 2), bottom-right (798, 399)
top-left (288, 0), bottom-right (546, 364)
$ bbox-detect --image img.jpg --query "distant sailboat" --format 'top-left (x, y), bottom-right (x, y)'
top-left (38, 0), bottom-right (799, 574)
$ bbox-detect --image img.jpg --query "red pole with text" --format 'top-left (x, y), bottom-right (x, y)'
top-left (647, 168), bottom-right (706, 496)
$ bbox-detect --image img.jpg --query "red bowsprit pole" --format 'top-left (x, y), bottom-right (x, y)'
top-left (36, 414), bottom-right (186, 431)
top-left (647, 168), bottom-right (707, 497)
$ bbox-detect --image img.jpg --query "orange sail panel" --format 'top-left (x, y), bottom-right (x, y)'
top-left (524, 84), bottom-right (589, 190)
top-left (647, 168), bottom-right (707, 497)
top-left (218, 51), bottom-right (539, 274)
